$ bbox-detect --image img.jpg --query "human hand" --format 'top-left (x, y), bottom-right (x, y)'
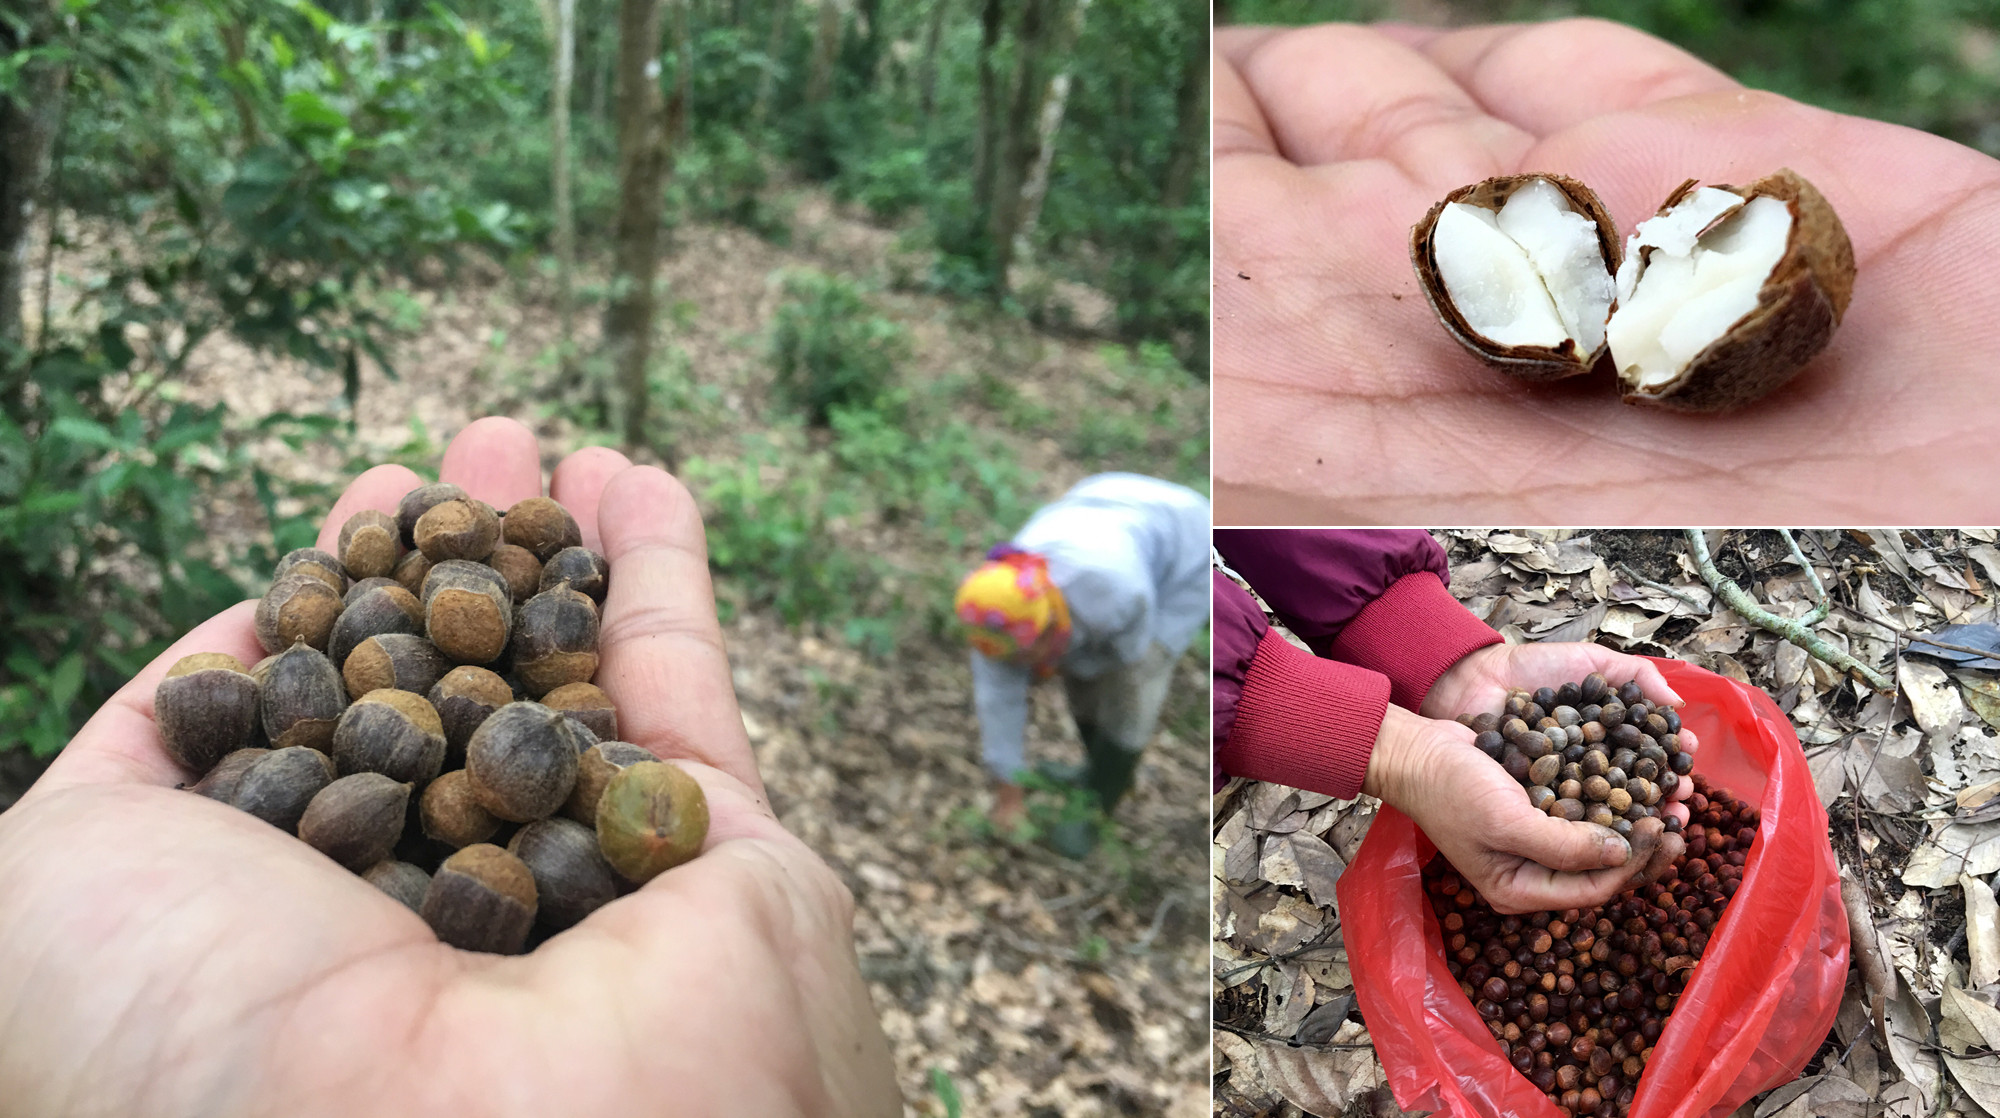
top-left (1364, 705), bottom-right (1681, 914)
top-left (1422, 640), bottom-right (1698, 828)
top-left (1213, 18), bottom-right (2000, 521)
top-left (0, 418), bottom-right (900, 1118)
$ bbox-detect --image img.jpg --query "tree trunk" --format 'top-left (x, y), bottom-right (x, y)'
top-left (604, 0), bottom-right (670, 451)
top-left (550, 0), bottom-right (579, 386)
top-left (1010, 0), bottom-right (1089, 269)
top-left (986, 0), bottom-right (1050, 294)
top-left (669, 0), bottom-right (692, 142)
top-left (1158, 0), bottom-right (1206, 214)
top-left (805, 0), bottom-right (840, 107)
top-left (751, 0), bottom-right (787, 125)
top-left (0, 7), bottom-right (67, 360)
top-left (916, 0), bottom-right (948, 121)
top-left (219, 20), bottom-right (261, 150)
top-left (969, 0), bottom-right (1002, 229)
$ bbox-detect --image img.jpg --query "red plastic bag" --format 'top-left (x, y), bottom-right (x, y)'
top-left (1339, 658), bottom-right (1849, 1118)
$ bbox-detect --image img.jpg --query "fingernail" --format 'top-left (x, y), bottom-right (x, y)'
top-left (1604, 838), bottom-right (1631, 867)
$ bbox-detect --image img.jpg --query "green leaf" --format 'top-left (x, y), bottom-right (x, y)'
top-left (47, 416), bottom-right (119, 451)
top-left (46, 654), bottom-right (85, 712)
top-left (283, 89), bottom-right (348, 132)
top-left (464, 25), bottom-right (489, 64)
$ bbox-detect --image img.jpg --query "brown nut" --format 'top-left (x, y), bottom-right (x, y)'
top-left (420, 768), bottom-right (501, 848)
top-left (1605, 787), bottom-right (1633, 815)
top-left (511, 586), bottom-right (600, 697)
top-left (542, 682), bottom-right (618, 743)
top-left (596, 760), bottom-right (709, 884)
top-left (396, 482), bottom-right (470, 547)
top-left (502, 497), bottom-right (584, 561)
top-left (1582, 775), bottom-right (1612, 802)
top-left (466, 701), bottom-right (584, 822)
top-left (487, 543), bottom-right (544, 603)
top-left (362, 859), bottom-right (430, 912)
top-left (156, 653), bottom-right (261, 775)
top-left (415, 498), bottom-right (500, 562)
top-left (508, 817), bottom-right (618, 931)
top-left (331, 689), bottom-right (447, 784)
top-left (254, 643), bottom-right (347, 751)
top-left (230, 746), bottom-right (335, 831)
top-left (255, 573), bottom-right (345, 654)
top-left (428, 665), bottom-right (514, 762)
top-left (420, 843), bottom-right (538, 954)
top-left (422, 561), bottom-right (512, 664)
top-left (327, 583), bottom-right (424, 667)
top-left (563, 741), bottom-right (658, 823)
top-left (338, 509), bottom-right (404, 580)
top-left (273, 548), bottom-right (347, 592)
top-left (539, 546), bottom-right (609, 603)
top-left (342, 633), bottom-right (450, 699)
top-left (298, 772), bottom-right (412, 871)
top-left (391, 549), bottom-right (434, 594)
top-left (189, 747), bottom-right (271, 801)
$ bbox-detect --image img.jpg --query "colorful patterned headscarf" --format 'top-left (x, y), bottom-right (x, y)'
top-left (954, 544), bottom-right (1072, 677)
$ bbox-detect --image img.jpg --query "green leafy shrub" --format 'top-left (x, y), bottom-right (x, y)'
top-left (768, 270), bottom-right (907, 425)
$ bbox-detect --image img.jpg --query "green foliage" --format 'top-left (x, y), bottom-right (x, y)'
top-left (672, 128), bottom-right (789, 242)
top-left (768, 270), bottom-right (907, 425)
top-left (928, 1068), bottom-right (965, 1118)
top-left (1222, 0), bottom-right (2000, 155)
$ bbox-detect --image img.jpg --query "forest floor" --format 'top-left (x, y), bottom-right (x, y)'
top-left (1214, 530), bottom-right (2000, 1118)
top-left (21, 183), bottom-right (1211, 1115)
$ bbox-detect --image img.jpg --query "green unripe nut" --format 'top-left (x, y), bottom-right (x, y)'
top-left (596, 761), bottom-right (708, 884)
top-left (562, 741), bottom-right (657, 823)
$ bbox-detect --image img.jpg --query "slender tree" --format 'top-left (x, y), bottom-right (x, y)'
top-left (916, 0), bottom-right (948, 121)
top-left (1011, 0), bottom-right (1091, 268)
top-left (805, 0), bottom-right (839, 107)
top-left (603, 0), bottom-right (670, 449)
top-left (986, 0), bottom-right (1052, 292)
top-left (542, 0), bottom-right (580, 387)
top-left (0, 1), bottom-right (69, 358)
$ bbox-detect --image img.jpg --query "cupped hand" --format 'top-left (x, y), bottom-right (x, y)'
top-left (0, 418), bottom-right (900, 1118)
top-left (1422, 640), bottom-right (1698, 827)
top-left (1365, 705), bottom-right (1681, 914)
top-left (1214, 18), bottom-right (2000, 522)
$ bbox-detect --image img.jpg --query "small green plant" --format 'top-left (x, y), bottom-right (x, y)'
top-left (928, 1067), bottom-right (964, 1118)
top-left (767, 271), bottom-right (907, 426)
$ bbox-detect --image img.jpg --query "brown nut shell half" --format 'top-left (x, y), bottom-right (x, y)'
top-left (421, 843), bottom-right (538, 954)
top-left (157, 653), bottom-right (261, 775)
top-left (1411, 173), bottom-right (1621, 380)
top-left (1615, 168), bottom-right (1854, 413)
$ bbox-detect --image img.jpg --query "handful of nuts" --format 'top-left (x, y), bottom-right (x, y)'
top-left (1458, 673), bottom-right (1692, 840)
top-left (1429, 776), bottom-right (1753, 1118)
top-left (156, 484), bottom-right (709, 954)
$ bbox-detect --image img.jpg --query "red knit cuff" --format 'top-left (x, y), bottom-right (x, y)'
top-left (1330, 572), bottom-right (1503, 713)
top-left (1218, 629), bottom-right (1390, 800)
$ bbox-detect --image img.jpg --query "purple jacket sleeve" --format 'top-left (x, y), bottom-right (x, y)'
top-left (1212, 572), bottom-right (1267, 749)
top-left (1212, 529), bottom-right (1450, 656)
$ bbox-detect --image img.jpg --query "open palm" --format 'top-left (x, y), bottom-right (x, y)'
top-left (0, 419), bottom-right (899, 1117)
top-left (1214, 19), bottom-right (2000, 522)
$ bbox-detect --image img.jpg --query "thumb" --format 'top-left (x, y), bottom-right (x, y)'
top-left (1503, 811), bottom-right (1632, 874)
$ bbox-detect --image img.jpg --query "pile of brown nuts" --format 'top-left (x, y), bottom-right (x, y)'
top-left (1458, 673), bottom-right (1693, 839)
top-left (154, 483), bottom-right (708, 954)
top-left (1431, 694), bottom-right (1754, 1118)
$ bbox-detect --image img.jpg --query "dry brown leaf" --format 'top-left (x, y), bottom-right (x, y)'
top-left (1901, 660), bottom-right (1968, 737)
top-left (1967, 677), bottom-right (2000, 734)
top-left (1284, 829), bottom-right (1346, 910)
top-left (1256, 1036), bottom-right (1387, 1117)
top-left (1965, 873), bottom-right (2000, 989)
top-left (1807, 745), bottom-right (1850, 808)
top-left (1848, 730), bottom-right (1928, 815)
top-left (1940, 985), bottom-right (2000, 1116)
top-left (1883, 981), bottom-right (1941, 1110)
top-left (1904, 821), bottom-right (2000, 887)
top-left (1264, 964), bottom-right (1314, 1037)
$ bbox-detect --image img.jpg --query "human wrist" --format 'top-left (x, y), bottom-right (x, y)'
top-left (1419, 643), bottom-right (1504, 719)
top-left (1361, 704), bottom-right (1434, 809)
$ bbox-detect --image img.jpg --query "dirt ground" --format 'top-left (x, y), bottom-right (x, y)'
top-left (20, 185), bottom-right (1211, 1115)
top-left (1214, 529), bottom-right (2000, 1118)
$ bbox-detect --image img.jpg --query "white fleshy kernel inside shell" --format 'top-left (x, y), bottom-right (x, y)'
top-left (1432, 179), bottom-right (1614, 354)
top-left (1607, 189), bottom-right (1793, 389)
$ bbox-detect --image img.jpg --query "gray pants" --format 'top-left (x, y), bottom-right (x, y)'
top-left (1063, 640), bottom-right (1180, 809)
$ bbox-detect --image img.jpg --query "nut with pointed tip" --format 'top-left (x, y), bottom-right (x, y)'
top-left (542, 682), bottom-right (618, 743)
top-left (596, 761), bottom-right (709, 884)
top-left (328, 583), bottom-right (423, 667)
top-left (428, 665), bottom-right (514, 762)
top-left (396, 483), bottom-right (469, 547)
top-left (538, 546), bottom-right (608, 603)
top-left (1411, 174), bottom-right (1621, 380)
top-left (502, 497), bottom-right (583, 561)
top-left (420, 843), bottom-right (538, 954)
top-left (487, 543), bottom-right (543, 603)
top-left (230, 746), bottom-right (336, 831)
top-left (338, 509), bottom-right (404, 580)
top-left (508, 817), bottom-right (618, 931)
top-left (256, 573), bottom-right (345, 654)
top-left (332, 689), bottom-right (447, 784)
top-left (563, 741), bottom-right (658, 823)
top-left (342, 633), bottom-right (449, 699)
top-left (254, 644), bottom-right (347, 751)
top-left (363, 860), bottom-right (431, 912)
top-left (1611, 169), bottom-right (1854, 412)
top-left (414, 498), bottom-right (500, 562)
top-left (299, 772), bottom-right (412, 871)
top-left (421, 768), bottom-right (502, 848)
top-left (511, 587), bottom-right (600, 697)
top-left (156, 653), bottom-right (261, 775)
top-left (466, 701), bottom-right (584, 822)
top-left (273, 548), bottom-right (348, 593)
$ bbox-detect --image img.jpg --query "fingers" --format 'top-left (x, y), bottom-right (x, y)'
top-left (1214, 28), bottom-right (1283, 161)
top-left (1484, 857), bottom-right (1648, 915)
top-left (438, 417), bottom-right (546, 511)
top-left (549, 447), bottom-right (636, 554)
top-left (315, 464), bottom-right (425, 554)
top-left (1505, 811), bottom-right (1632, 875)
top-left (31, 601), bottom-right (265, 797)
top-left (1228, 22), bottom-right (1532, 182)
top-left (590, 466), bottom-right (764, 797)
top-left (1377, 19), bottom-right (1738, 138)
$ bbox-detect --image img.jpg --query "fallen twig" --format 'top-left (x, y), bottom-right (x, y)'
top-left (1685, 530), bottom-right (1893, 692)
top-left (1842, 872), bottom-right (1894, 1045)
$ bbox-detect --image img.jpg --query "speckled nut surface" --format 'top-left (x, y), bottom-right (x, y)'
top-left (255, 574), bottom-right (345, 655)
top-left (254, 644), bottom-right (347, 751)
top-left (420, 843), bottom-right (538, 954)
top-left (338, 509), bottom-right (404, 580)
top-left (331, 689), bottom-right (447, 785)
top-left (502, 497), bottom-right (583, 562)
top-left (156, 653), bottom-right (261, 775)
top-left (465, 701), bottom-right (584, 822)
